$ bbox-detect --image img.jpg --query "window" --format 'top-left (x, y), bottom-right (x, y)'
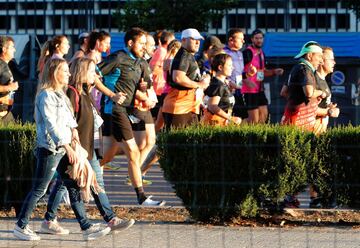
top-left (0, 16), bottom-right (11, 29)
top-left (256, 14), bottom-right (284, 29)
top-left (228, 14), bottom-right (251, 29)
top-left (68, 15), bottom-right (88, 29)
top-left (291, 14), bottom-right (302, 29)
top-left (308, 14), bottom-right (331, 29)
top-left (95, 15), bottom-right (118, 29)
top-left (0, 2), bottom-right (16, 10)
top-left (20, 2), bottom-right (46, 10)
top-left (52, 15), bottom-right (62, 29)
top-left (261, 0), bottom-right (284, 8)
top-left (211, 18), bottom-right (223, 29)
top-left (293, 0), bottom-right (337, 8)
top-left (17, 16), bottom-right (45, 29)
top-left (336, 14), bottom-right (350, 29)
top-left (98, 1), bottom-right (125, 10)
top-left (54, 1), bottom-right (92, 10)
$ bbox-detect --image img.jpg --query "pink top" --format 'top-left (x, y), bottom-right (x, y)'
top-left (242, 45), bottom-right (265, 94)
top-left (149, 46), bottom-right (167, 95)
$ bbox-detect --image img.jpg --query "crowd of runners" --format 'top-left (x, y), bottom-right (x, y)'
top-left (0, 26), bottom-right (339, 241)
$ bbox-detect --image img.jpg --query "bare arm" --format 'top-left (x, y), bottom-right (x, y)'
top-left (172, 70), bottom-right (210, 89)
top-left (0, 81), bottom-right (18, 94)
top-left (303, 85), bottom-right (324, 98)
top-left (208, 96), bottom-right (231, 120)
top-left (94, 76), bottom-right (115, 98)
top-left (264, 68), bottom-right (284, 77)
top-left (94, 77), bottom-right (126, 104)
top-left (280, 85), bottom-right (289, 98)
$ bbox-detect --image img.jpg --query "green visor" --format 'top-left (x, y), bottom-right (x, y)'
top-left (294, 41), bottom-right (323, 59)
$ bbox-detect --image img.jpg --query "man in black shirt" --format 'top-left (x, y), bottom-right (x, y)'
top-left (162, 28), bottom-right (210, 128)
top-left (281, 41), bottom-right (326, 132)
top-left (0, 36), bottom-right (19, 124)
top-left (98, 28), bottom-right (164, 206)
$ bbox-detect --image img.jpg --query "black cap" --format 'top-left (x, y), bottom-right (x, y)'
top-left (251, 29), bottom-right (264, 38)
top-left (203, 35), bottom-right (224, 51)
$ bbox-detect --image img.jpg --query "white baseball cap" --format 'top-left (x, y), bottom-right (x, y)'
top-left (78, 32), bottom-right (89, 39)
top-left (181, 28), bottom-right (204, 40)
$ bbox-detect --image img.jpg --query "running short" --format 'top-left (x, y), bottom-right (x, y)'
top-left (101, 113), bottom-right (113, 136)
top-left (163, 112), bottom-right (198, 130)
top-left (112, 110), bottom-right (134, 142)
top-left (243, 92), bottom-right (268, 110)
top-left (150, 93), bottom-right (167, 118)
top-left (131, 109), bottom-right (154, 132)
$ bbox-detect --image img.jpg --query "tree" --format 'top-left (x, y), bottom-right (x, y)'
top-left (343, 0), bottom-right (360, 20)
top-left (113, 0), bottom-right (235, 32)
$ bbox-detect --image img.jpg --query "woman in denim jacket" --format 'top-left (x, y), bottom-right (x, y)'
top-left (42, 57), bottom-right (135, 235)
top-left (13, 58), bottom-right (111, 241)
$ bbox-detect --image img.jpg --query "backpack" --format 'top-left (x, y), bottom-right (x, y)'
top-left (67, 85), bottom-right (80, 114)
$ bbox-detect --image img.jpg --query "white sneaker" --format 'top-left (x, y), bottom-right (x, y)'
top-left (13, 224), bottom-right (41, 241)
top-left (107, 217), bottom-right (135, 232)
top-left (40, 219), bottom-right (70, 235)
top-left (141, 195), bottom-right (166, 206)
top-left (82, 223), bottom-right (111, 241)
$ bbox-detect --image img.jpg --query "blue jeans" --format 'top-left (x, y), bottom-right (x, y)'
top-left (17, 148), bottom-right (64, 229)
top-left (45, 151), bottom-right (115, 224)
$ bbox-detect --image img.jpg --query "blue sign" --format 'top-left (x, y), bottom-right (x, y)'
top-left (331, 86), bottom-right (345, 94)
top-left (331, 71), bottom-right (345, 86)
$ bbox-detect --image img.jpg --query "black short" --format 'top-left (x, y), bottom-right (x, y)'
top-left (150, 93), bottom-right (167, 118)
top-left (112, 111), bottom-right (134, 142)
top-left (163, 112), bottom-right (198, 130)
top-left (131, 109), bottom-right (154, 131)
top-left (232, 93), bottom-right (248, 119)
top-left (243, 92), bottom-right (268, 110)
top-left (101, 113), bottom-right (113, 136)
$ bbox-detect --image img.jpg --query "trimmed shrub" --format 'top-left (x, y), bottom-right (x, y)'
top-left (0, 123), bottom-right (36, 215)
top-left (158, 124), bottom-right (316, 221)
top-left (315, 126), bottom-right (360, 207)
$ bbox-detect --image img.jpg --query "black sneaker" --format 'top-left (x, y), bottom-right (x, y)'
top-left (283, 195), bottom-right (300, 208)
top-left (309, 197), bottom-right (322, 208)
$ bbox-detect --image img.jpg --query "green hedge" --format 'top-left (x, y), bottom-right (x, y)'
top-left (158, 124), bottom-right (360, 222)
top-left (0, 123), bottom-right (36, 215)
top-left (2, 123), bottom-right (360, 221)
top-left (316, 126), bottom-right (360, 207)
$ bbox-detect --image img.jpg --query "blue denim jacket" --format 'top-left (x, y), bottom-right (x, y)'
top-left (35, 89), bottom-right (77, 153)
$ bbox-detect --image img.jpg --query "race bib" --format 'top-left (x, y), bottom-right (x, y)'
top-left (236, 75), bottom-right (242, 87)
top-left (256, 70), bottom-right (264, 81)
top-left (229, 95), bottom-right (235, 106)
top-left (195, 88), bottom-right (204, 102)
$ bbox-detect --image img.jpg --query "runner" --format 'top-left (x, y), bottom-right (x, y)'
top-left (281, 41), bottom-right (326, 133)
top-left (203, 53), bottom-right (241, 126)
top-left (242, 29), bottom-right (284, 124)
top-left (98, 27), bottom-right (165, 206)
top-left (162, 28), bottom-right (210, 129)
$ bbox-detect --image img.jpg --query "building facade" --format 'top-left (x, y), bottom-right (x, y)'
top-left (0, 0), bottom-right (358, 40)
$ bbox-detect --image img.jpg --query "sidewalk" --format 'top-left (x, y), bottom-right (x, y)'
top-left (0, 218), bottom-right (359, 248)
top-left (101, 155), bottom-right (182, 207)
top-left (102, 155), bottom-right (315, 209)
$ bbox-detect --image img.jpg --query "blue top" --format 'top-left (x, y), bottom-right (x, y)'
top-left (35, 89), bottom-right (77, 153)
